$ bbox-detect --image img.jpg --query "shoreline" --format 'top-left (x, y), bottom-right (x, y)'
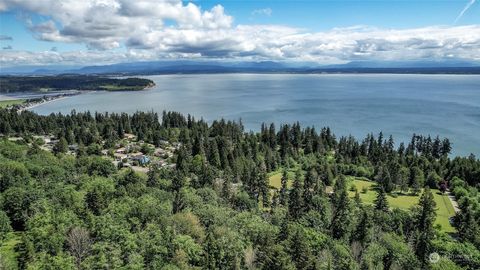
top-left (5, 83), bottom-right (155, 112)
top-left (128, 72), bottom-right (480, 76)
top-left (19, 96), bottom-right (69, 112)
top-left (14, 92), bottom-right (83, 112)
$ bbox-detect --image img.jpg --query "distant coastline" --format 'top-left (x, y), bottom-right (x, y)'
top-left (18, 94), bottom-right (76, 112)
top-left (111, 70), bottom-right (480, 76)
top-left (4, 92), bottom-right (81, 112)
top-left (0, 82), bottom-right (154, 111)
top-left (0, 75), bottom-right (156, 112)
top-left (66, 68), bottom-right (480, 76)
top-left (2, 61), bottom-right (480, 76)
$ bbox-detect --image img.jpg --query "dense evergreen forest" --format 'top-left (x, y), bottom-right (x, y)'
top-left (0, 108), bottom-right (479, 269)
top-left (0, 76), bottom-right (155, 93)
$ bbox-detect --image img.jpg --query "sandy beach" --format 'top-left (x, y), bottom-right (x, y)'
top-left (0, 91), bottom-right (83, 112)
top-left (17, 95), bottom-right (71, 112)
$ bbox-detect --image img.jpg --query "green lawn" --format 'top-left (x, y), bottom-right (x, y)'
top-left (347, 179), bottom-right (456, 233)
top-left (268, 172), bottom-right (456, 233)
top-left (268, 170), bottom-right (297, 189)
top-left (433, 191), bottom-right (456, 232)
top-left (0, 99), bottom-right (25, 108)
top-left (99, 85), bottom-right (145, 91)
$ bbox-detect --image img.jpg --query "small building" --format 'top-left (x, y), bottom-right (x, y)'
top-left (114, 153), bottom-right (128, 161)
top-left (124, 133), bottom-right (136, 140)
top-left (158, 140), bottom-right (169, 145)
top-left (154, 148), bottom-right (167, 156)
top-left (68, 144), bottom-right (79, 151)
top-left (131, 154), bottom-right (150, 166)
top-left (152, 159), bottom-right (168, 167)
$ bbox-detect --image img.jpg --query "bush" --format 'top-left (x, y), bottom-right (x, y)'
top-left (453, 187), bottom-right (468, 200)
top-left (0, 210), bottom-right (12, 238)
top-left (450, 177), bottom-right (466, 190)
top-left (426, 172), bottom-right (442, 189)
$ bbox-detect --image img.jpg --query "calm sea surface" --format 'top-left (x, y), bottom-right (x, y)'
top-left (30, 74), bottom-right (480, 156)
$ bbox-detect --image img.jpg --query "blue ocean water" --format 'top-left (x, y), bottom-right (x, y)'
top-left (31, 74), bottom-right (480, 156)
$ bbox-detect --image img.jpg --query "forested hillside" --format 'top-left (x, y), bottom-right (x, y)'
top-left (0, 109), bottom-right (479, 269)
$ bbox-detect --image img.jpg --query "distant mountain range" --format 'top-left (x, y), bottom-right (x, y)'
top-left (2, 60), bottom-right (480, 75)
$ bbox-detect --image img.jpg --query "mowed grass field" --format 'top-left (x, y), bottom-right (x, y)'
top-left (268, 170), bottom-right (295, 189)
top-left (347, 179), bottom-right (456, 232)
top-left (99, 85), bottom-right (145, 91)
top-left (268, 172), bottom-right (456, 232)
top-left (0, 99), bottom-right (25, 108)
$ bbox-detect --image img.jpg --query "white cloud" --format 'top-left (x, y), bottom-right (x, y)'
top-left (0, 0), bottom-right (479, 66)
top-left (0, 49), bottom-right (131, 66)
top-left (252, 8), bottom-right (272, 17)
top-left (1, 0), bottom-right (233, 49)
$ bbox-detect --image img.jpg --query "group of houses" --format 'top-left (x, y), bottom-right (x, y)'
top-left (7, 133), bottom-right (178, 173)
top-left (112, 134), bottom-right (178, 172)
top-left (113, 147), bottom-right (151, 167)
top-left (32, 135), bottom-right (59, 152)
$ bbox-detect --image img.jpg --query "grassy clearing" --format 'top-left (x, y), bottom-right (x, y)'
top-left (433, 191), bottom-right (456, 232)
top-left (347, 179), bottom-right (456, 233)
top-left (0, 232), bottom-right (21, 269)
top-left (268, 171), bottom-right (456, 233)
top-left (268, 169), bottom-right (297, 189)
top-left (0, 99), bottom-right (25, 108)
top-left (99, 85), bottom-right (145, 91)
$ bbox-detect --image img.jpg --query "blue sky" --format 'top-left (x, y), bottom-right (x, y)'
top-left (0, 0), bottom-right (479, 66)
top-left (200, 0), bottom-right (479, 29)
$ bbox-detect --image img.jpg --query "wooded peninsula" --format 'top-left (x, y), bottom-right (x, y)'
top-left (0, 75), bottom-right (155, 93)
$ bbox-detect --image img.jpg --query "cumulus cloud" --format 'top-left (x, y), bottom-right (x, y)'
top-left (252, 8), bottom-right (272, 16)
top-left (1, 0), bottom-right (233, 49)
top-left (126, 25), bottom-right (480, 62)
top-left (0, 0), bottom-right (480, 66)
top-left (0, 49), bottom-right (131, 66)
top-left (2, 24), bottom-right (480, 67)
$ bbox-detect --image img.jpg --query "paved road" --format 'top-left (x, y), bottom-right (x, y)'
top-left (447, 191), bottom-right (460, 213)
